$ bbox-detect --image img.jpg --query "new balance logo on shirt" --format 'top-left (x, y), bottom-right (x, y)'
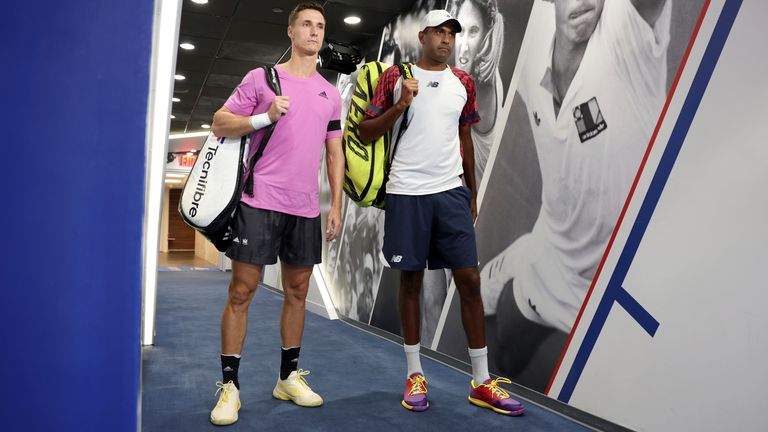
top-left (318, 91), bottom-right (328, 99)
top-left (427, 81), bottom-right (440, 88)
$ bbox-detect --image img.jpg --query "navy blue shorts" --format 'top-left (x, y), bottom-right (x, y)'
top-left (383, 186), bottom-right (478, 271)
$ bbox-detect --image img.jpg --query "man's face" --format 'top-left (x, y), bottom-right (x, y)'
top-left (419, 24), bottom-right (457, 63)
top-left (288, 9), bottom-right (325, 55)
top-left (552, 0), bottom-right (604, 44)
top-left (456, 1), bottom-right (486, 75)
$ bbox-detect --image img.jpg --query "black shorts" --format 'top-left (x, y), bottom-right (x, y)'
top-left (382, 186), bottom-right (478, 271)
top-left (225, 203), bottom-right (322, 266)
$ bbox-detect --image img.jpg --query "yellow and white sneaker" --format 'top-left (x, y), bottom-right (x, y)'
top-left (272, 369), bottom-right (323, 407)
top-left (210, 381), bottom-right (240, 425)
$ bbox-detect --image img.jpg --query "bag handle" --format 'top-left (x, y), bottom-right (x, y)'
top-left (244, 66), bottom-right (282, 197)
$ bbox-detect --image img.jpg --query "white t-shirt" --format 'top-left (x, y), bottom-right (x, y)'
top-left (511, 0), bottom-right (672, 332)
top-left (366, 64), bottom-right (481, 195)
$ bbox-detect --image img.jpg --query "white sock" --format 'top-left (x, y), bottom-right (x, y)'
top-left (404, 343), bottom-right (423, 377)
top-left (468, 346), bottom-right (490, 384)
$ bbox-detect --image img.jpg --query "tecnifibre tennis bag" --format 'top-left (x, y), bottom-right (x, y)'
top-left (179, 66), bottom-right (281, 251)
top-left (342, 62), bottom-right (412, 209)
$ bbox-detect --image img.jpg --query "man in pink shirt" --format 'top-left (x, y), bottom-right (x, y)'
top-left (207, 2), bottom-right (344, 425)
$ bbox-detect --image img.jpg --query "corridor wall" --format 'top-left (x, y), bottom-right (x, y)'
top-left (0, 1), bottom-right (155, 431)
top-left (322, 0), bottom-right (768, 430)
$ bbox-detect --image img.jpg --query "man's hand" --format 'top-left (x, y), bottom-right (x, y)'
top-left (268, 96), bottom-right (291, 122)
top-left (326, 206), bottom-right (342, 242)
top-left (396, 78), bottom-right (419, 109)
top-left (471, 195), bottom-right (478, 223)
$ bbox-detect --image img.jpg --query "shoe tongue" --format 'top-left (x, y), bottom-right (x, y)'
top-left (409, 372), bottom-right (423, 379)
top-left (483, 378), bottom-right (493, 385)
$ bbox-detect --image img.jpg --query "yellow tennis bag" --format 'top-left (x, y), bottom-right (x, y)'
top-left (342, 61), bottom-right (413, 209)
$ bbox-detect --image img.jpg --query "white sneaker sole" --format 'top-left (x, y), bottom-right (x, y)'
top-left (272, 386), bottom-right (323, 407)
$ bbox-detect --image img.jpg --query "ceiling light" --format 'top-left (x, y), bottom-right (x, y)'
top-left (170, 115), bottom-right (176, 119)
top-left (164, 179), bottom-right (183, 184)
top-left (191, 0), bottom-right (209, 4)
top-left (165, 173), bottom-right (186, 178)
top-left (172, 97), bottom-right (180, 102)
top-left (174, 74), bottom-right (185, 80)
top-left (272, 7), bottom-right (283, 13)
top-left (201, 123), bottom-right (211, 129)
top-left (186, 151), bottom-right (195, 156)
top-left (179, 43), bottom-right (195, 50)
top-left (344, 16), bottom-right (361, 25)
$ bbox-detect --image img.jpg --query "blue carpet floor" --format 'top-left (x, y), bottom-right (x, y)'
top-left (141, 271), bottom-right (592, 431)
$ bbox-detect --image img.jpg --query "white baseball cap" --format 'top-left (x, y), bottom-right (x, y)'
top-left (420, 9), bottom-right (462, 33)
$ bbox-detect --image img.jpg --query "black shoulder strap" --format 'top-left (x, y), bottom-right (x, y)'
top-left (244, 66), bottom-right (282, 197)
top-left (390, 63), bottom-right (413, 163)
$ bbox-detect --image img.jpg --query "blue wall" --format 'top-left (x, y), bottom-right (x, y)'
top-left (0, 1), bottom-right (154, 430)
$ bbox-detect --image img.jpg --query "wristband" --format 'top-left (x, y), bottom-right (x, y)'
top-left (249, 112), bottom-right (273, 131)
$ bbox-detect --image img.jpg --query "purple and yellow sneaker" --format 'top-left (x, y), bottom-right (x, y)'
top-left (401, 373), bottom-right (429, 412)
top-left (468, 377), bottom-right (525, 416)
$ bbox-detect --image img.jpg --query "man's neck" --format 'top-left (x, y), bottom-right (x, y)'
top-left (551, 35), bottom-right (588, 103)
top-left (415, 56), bottom-right (447, 71)
top-left (280, 50), bottom-right (318, 78)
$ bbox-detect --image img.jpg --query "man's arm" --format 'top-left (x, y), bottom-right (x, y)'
top-left (630, 0), bottom-right (668, 27)
top-left (359, 78), bottom-right (419, 143)
top-left (325, 136), bottom-right (344, 241)
top-left (460, 124), bottom-right (478, 222)
top-left (211, 97), bottom-right (290, 138)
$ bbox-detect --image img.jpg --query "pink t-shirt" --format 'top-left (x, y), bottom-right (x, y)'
top-left (224, 65), bottom-right (342, 218)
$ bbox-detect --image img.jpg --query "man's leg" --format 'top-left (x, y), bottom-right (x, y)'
top-left (399, 269), bottom-right (430, 411)
top-left (272, 262), bottom-right (323, 407)
top-left (432, 187), bottom-right (524, 415)
top-left (278, 262), bottom-right (313, 378)
top-left (272, 213), bottom-right (324, 407)
top-left (400, 270), bottom-right (424, 346)
top-left (382, 193), bottom-right (431, 411)
top-left (452, 267), bottom-right (486, 350)
top-left (211, 259), bottom-right (262, 426)
top-left (454, 265), bottom-right (525, 416)
top-left (221, 260), bottom-right (263, 362)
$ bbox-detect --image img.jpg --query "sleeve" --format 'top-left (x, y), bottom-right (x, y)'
top-left (599, 0), bottom-right (672, 87)
top-left (327, 88), bottom-right (343, 139)
top-left (364, 65), bottom-right (401, 118)
top-left (457, 71), bottom-right (481, 127)
top-left (223, 69), bottom-right (262, 116)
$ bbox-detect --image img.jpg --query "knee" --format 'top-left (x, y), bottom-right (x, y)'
top-left (400, 271), bottom-right (423, 298)
top-left (228, 280), bottom-right (256, 309)
top-left (284, 283), bottom-right (309, 304)
top-left (457, 272), bottom-right (482, 300)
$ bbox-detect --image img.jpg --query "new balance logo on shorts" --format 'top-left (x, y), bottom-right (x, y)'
top-left (391, 255), bottom-right (403, 263)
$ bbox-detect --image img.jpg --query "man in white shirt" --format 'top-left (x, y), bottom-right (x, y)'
top-left (480, 0), bottom-right (671, 379)
top-left (360, 9), bottom-right (525, 416)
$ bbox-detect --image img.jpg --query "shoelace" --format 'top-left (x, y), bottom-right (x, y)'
top-left (214, 381), bottom-right (237, 407)
top-left (482, 377), bottom-right (511, 399)
top-left (407, 374), bottom-right (428, 395)
top-left (294, 369), bottom-right (312, 390)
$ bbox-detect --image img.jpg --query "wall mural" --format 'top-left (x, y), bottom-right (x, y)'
top-left (323, 0), bottom-right (707, 396)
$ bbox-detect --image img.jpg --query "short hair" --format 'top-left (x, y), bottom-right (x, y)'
top-left (288, 2), bottom-right (326, 26)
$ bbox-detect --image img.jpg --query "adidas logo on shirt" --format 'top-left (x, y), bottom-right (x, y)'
top-left (318, 91), bottom-right (328, 99)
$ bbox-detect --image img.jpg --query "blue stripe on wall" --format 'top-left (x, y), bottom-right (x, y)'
top-left (556, 0), bottom-right (744, 404)
top-left (0, 1), bottom-right (154, 430)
